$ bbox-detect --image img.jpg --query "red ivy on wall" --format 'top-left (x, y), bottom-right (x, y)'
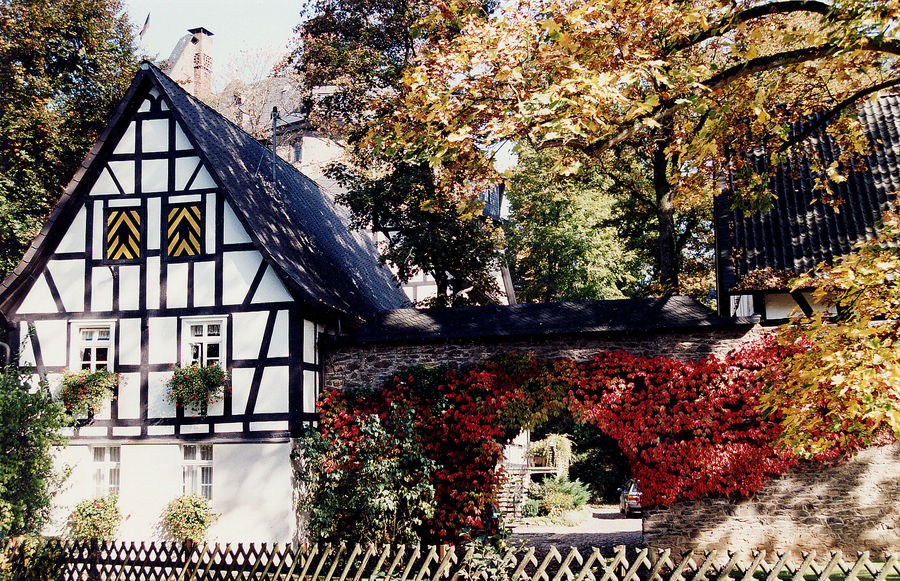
top-left (315, 337), bottom-right (813, 541)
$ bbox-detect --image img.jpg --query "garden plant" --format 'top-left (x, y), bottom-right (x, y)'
top-left (165, 364), bottom-right (229, 417)
top-left (58, 368), bottom-right (118, 418)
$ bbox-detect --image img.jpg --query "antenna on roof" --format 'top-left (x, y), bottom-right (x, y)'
top-left (271, 106), bottom-right (279, 182)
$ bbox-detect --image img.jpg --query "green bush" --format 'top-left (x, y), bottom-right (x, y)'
top-left (542, 475), bottom-right (591, 508)
top-left (68, 495), bottom-right (121, 540)
top-left (295, 400), bottom-right (438, 545)
top-left (528, 475), bottom-right (592, 517)
top-left (0, 367), bottom-right (68, 536)
top-left (0, 537), bottom-right (67, 581)
top-left (541, 490), bottom-right (574, 515)
top-left (521, 499), bottom-right (539, 518)
top-left (163, 494), bottom-right (217, 541)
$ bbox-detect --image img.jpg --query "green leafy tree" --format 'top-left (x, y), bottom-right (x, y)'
top-left (333, 161), bottom-right (503, 305)
top-left (504, 146), bottom-right (641, 301)
top-left (0, 0), bottom-right (137, 277)
top-left (294, 0), bottom-right (505, 306)
top-left (0, 368), bottom-right (68, 536)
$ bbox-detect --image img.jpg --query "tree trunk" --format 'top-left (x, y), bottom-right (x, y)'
top-left (653, 130), bottom-right (679, 294)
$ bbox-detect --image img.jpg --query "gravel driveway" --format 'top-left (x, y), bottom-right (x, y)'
top-left (507, 505), bottom-right (643, 557)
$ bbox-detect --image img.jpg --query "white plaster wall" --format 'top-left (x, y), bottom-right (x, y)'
top-left (47, 443), bottom-right (296, 543)
top-left (45, 445), bottom-right (94, 537)
top-left (765, 292), bottom-right (831, 319)
top-left (209, 442), bottom-right (296, 542)
top-left (117, 445), bottom-right (182, 540)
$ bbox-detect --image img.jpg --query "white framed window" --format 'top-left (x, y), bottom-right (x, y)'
top-left (180, 317), bottom-right (226, 367)
top-left (182, 444), bottom-right (213, 499)
top-left (70, 321), bottom-right (115, 372)
top-left (92, 446), bottom-right (120, 496)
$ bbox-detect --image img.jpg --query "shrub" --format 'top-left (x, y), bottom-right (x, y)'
top-left (521, 499), bottom-right (539, 518)
top-left (0, 368), bottom-right (68, 536)
top-left (296, 401), bottom-right (437, 545)
top-left (59, 369), bottom-right (118, 417)
top-left (540, 490), bottom-right (573, 515)
top-left (540, 476), bottom-right (591, 509)
top-left (162, 494), bottom-right (217, 541)
top-left (0, 537), bottom-right (67, 581)
top-left (165, 364), bottom-right (228, 417)
top-left (68, 495), bottom-right (121, 540)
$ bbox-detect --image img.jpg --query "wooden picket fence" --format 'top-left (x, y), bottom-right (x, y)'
top-left (2, 537), bottom-right (900, 581)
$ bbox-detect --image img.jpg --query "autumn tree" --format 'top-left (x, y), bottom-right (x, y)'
top-left (0, 0), bottom-right (137, 278)
top-left (760, 211), bottom-right (900, 459)
top-left (293, 0), bottom-right (506, 306)
top-left (371, 0), bottom-right (899, 293)
top-left (504, 145), bottom-right (641, 301)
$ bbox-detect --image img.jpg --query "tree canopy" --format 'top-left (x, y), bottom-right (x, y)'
top-left (504, 145), bottom-right (641, 301)
top-left (293, 0), bottom-right (508, 306)
top-left (0, 0), bottom-right (137, 278)
top-left (364, 0), bottom-right (898, 292)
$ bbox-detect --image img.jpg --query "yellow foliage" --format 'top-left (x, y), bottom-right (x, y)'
top-left (762, 212), bottom-right (900, 458)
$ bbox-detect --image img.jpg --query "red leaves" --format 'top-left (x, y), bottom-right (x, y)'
top-left (318, 340), bottom-right (813, 540)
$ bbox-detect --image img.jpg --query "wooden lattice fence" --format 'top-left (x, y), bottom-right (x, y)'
top-left (2, 538), bottom-right (899, 581)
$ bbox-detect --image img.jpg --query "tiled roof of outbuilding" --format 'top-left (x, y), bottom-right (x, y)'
top-left (716, 93), bottom-right (900, 292)
top-left (344, 296), bottom-right (752, 343)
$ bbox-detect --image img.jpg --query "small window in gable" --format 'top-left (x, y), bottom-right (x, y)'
top-left (106, 209), bottom-right (142, 260)
top-left (167, 204), bottom-right (203, 258)
top-left (181, 317), bottom-right (225, 367)
top-left (72, 322), bottom-right (115, 372)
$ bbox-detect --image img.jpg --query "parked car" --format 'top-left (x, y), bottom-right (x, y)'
top-left (618, 479), bottom-right (642, 518)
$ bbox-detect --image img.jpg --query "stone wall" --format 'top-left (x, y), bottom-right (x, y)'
top-left (323, 326), bottom-right (763, 390)
top-left (643, 443), bottom-right (900, 557)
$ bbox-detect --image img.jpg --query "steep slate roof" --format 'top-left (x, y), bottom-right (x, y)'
top-left (716, 93), bottom-right (900, 292)
top-left (344, 296), bottom-right (750, 343)
top-left (0, 62), bottom-right (409, 321)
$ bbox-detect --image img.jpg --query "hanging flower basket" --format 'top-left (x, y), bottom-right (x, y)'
top-left (59, 369), bottom-right (119, 418)
top-left (165, 364), bottom-right (229, 417)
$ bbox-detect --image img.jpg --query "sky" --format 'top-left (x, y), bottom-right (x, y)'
top-left (122, 0), bottom-right (301, 89)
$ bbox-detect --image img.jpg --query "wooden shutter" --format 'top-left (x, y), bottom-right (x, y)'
top-left (167, 204), bottom-right (203, 258)
top-left (106, 209), bottom-right (141, 260)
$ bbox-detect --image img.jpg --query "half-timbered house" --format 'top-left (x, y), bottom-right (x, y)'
top-left (0, 61), bottom-right (409, 541)
top-left (716, 93), bottom-right (900, 322)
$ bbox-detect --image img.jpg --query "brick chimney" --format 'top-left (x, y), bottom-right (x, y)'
top-left (162, 27), bottom-right (214, 98)
top-left (187, 27), bottom-right (213, 98)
